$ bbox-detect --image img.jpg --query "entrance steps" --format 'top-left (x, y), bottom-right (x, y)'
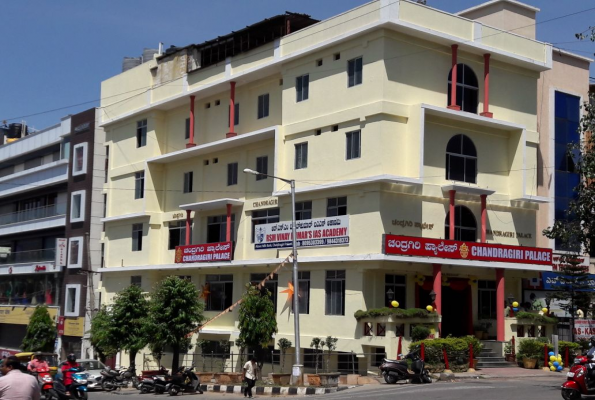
top-left (476, 346), bottom-right (516, 368)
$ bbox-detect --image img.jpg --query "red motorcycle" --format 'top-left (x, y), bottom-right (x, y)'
top-left (562, 354), bottom-right (595, 399)
top-left (35, 366), bottom-right (58, 399)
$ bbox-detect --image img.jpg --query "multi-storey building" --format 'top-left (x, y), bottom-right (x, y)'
top-left (99, 0), bottom-right (577, 372)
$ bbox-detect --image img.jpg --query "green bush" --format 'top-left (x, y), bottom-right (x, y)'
top-left (517, 338), bottom-right (545, 361)
top-left (354, 307), bottom-right (431, 321)
top-left (515, 311), bottom-right (558, 325)
top-left (559, 341), bottom-right (581, 357)
top-left (409, 337), bottom-right (473, 366)
top-left (411, 325), bottom-right (430, 342)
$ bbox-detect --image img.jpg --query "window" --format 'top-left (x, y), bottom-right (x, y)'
top-left (295, 271), bottom-right (310, 314)
top-left (338, 352), bottom-right (359, 373)
top-left (295, 201), bottom-right (312, 221)
top-left (256, 156), bottom-right (268, 180)
top-left (104, 146), bottom-right (109, 183)
top-left (303, 349), bottom-right (322, 369)
top-left (446, 134), bottom-right (477, 183)
top-left (0, 166), bottom-right (13, 178)
top-left (347, 57), bottom-right (363, 87)
top-left (136, 119), bottom-right (147, 147)
top-left (295, 142), bottom-right (308, 170)
top-left (251, 208), bottom-right (280, 242)
top-left (132, 223), bottom-right (143, 251)
top-left (70, 190), bottom-right (85, 223)
top-left (554, 92), bottom-right (581, 250)
top-left (444, 205), bottom-right (477, 242)
top-left (68, 237), bottom-right (83, 269)
top-left (65, 284), bottom-right (81, 317)
top-left (61, 137), bottom-right (71, 160)
top-left (327, 197), bottom-right (347, 217)
top-left (205, 274), bottom-right (233, 311)
top-left (478, 280), bottom-right (496, 319)
top-left (296, 74), bottom-right (309, 102)
top-left (385, 274), bottom-right (406, 308)
top-left (251, 273), bottom-right (278, 310)
top-left (316, 59), bottom-right (323, 67)
top-left (72, 142), bottom-right (88, 176)
top-left (325, 270), bottom-right (346, 315)
top-left (135, 171), bottom-right (145, 199)
top-left (346, 130), bottom-right (361, 160)
top-left (24, 157), bottom-right (42, 170)
top-left (185, 118), bottom-right (191, 140)
top-left (227, 163), bottom-right (238, 186)
top-left (228, 103), bottom-right (240, 126)
top-left (447, 64), bottom-right (478, 113)
top-left (207, 214), bottom-right (235, 243)
top-left (169, 221), bottom-right (188, 250)
top-left (183, 172), bottom-right (193, 193)
top-left (257, 94), bottom-right (269, 119)
top-left (131, 276), bottom-right (142, 288)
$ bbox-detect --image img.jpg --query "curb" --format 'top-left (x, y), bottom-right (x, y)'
top-left (199, 384), bottom-right (354, 396)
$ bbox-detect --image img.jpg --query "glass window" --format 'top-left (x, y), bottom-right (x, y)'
top-left (185, 118), bottom-right (191, 140)
top-left (183, 171), bottom-right (193, 193)
top-left (346, 130), bottom-right (361, 160)
top-left (347, 57), bottom-right (363, 87)
top-left (250, 273), bottom-right (278, 310)
top-left (227, 163), bottom-right (238, 186)
top-left (62, 137), bottom-right (71, 160)
top-left (169, 221), bottom-right (188, 250)
top-left (444, 205), bottom-right (477, 241)
top-left (131, 276), bottom-right (142, 287)
top-left (104, 146), bottom-right (109, 183)
top-left (70, 191), bottom-right (85, 223)
top-left (65, 284), bottom-right (80, 317)
top-left (446, 134), bottom-right (477, 183)
top-left (327, 197), bottom-right (347, 217)
top-left (325, 270), bottom-right (345, 315)
top-left (294, 271), bottom-right (310, 314)
top-left (478, 280), bottom-right (496, 319)
top-left (295, 201), bottom-right (312, 221)
top-left (132, 223), bottom-right (143, 251)
top-left (205, 274), bottom-right (233, 311)
top-left (251, 208), bottom-right (280, 242)
top-left (385, 274), bottom-right (406, 308)
top-left (136, 119), bottom-right (147, 148)
top-left (338, 352), bottom-right (359, 373)
top-left (68, 237), bottom-right (83, 269)
top-left (207, 214), bottom-right (235, 243)
top-left (228, 103), bottom-right (239, 126)
top-left (295, 143), bottom-right (308, 170)
top-left (258, 94), bottom-right (270, 119)
top-left (256, 156), bottom-right (268, 180)
top-left (72, 143), bottom-right (87, 175)
top-left (296, 74), bottom-right (309, 102)
top-left (135, 171), bottom-right (145, 199)
top-left (447, 64), bottom-right (478, 113)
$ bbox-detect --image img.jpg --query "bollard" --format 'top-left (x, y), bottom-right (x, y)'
top-left (397, 336), bottom-right (402, 360)
top-left (421, 342), bottom-right (425, 361)
top-left (544, 345), bottom-right (549, 369)
top-left (443, 347), bottom-right (450, 370)
top-left (469, 342), bottom-right (474, 370)
top-left (565, 347), bottom-right (569, 369)
top-left (512, 336), bottom-right (516, 360)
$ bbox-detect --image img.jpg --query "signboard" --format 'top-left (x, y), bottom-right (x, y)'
top-left (0, 349), bottom-right (19, 358)
top-left (63, 317), bottom-right (84, 337)
top-left (57, 316), bottom-right (65, 336)
top-left (0, 306), bottom-right (58, 325)
top-left (552, 254), bottom-right (590, 272)
top-left (56, 238), bottom-right (67, 267)
top-left (254, 216), bottom-right (349, 250)
top-left (0, 263), bottom-right (60, 275)
top-left (174, 242), bottom-right (232, 263)
top-left (384, 235), bottom-right (552, 266)
top-left (542, 272), bottom-right (595, 291)
top-left (574, 320), bottom-right (595, 339)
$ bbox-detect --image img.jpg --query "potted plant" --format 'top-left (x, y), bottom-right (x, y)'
top-left (480, 321), bottom-right (492, 340)
top-left (318, 336), bottom-right (340, 387)
top-left (504, 341), bottom-right (515, 362)
top-left (517, 339), bottom-right (543, 369)
top-left (271, 338), bottom-right (292, 385)
top-left (307, 338), bottom-right (323, 386)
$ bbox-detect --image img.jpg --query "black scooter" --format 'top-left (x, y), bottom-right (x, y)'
top-left (167, 365), bottom-right (203, 396)
top-left (137, 367), bottom-right (170, 394)
top-left (379, 352), bottom-right (432, 384)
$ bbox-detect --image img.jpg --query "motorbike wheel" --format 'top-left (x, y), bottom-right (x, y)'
top-left (101, 380), bottom-right (116, 392)
top-left (155, 387), bottom-right (165, 394)
top-left (561, 389), bottom-right (581, 400)
top-left (169, 386), bottom-right (180, 396)
top-left (140, 385), bottom-right (150, 394)
top-left (383, 374), bottom-right (398, 384)
top-left (77, 391), bottom-right (89, 400)
top-left (46, 389), bottom-right (59, 400)
top-left (422, 371), bottom-right (432, 384)
top-left (132, 377), bottom-right (140, 389)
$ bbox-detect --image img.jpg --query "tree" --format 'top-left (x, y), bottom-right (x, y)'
top-left (323, 336), bottom-right (338, 373)
top-left (277, 338), bottom-right (292, 373)
top-left (148, 276), bottom-right (205, 371)
top-left (237, 284), bottom-right (277, 362)
top-left (89, 306), bottom-right (118, 362)
top-left (110, 285), bottom-right (149, 371)
top-left (21, 306), bottom-right (57, 352)
top-left (310, 338), bottom-right (323, 374)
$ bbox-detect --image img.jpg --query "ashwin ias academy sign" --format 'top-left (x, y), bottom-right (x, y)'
top-left (255, 216), bottom-right (349, 250)
top-left (384, 234), bottom-right (552, 266)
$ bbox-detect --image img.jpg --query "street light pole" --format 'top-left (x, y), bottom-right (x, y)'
top-left (244, 169), bottom-right (303, 383)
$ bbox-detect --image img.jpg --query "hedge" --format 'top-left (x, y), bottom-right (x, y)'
top-left (408, 336), bottom-right (484, 372)
top-left (515, 311), bottom-right (558, 325)
top-left (354, 307), bottom-right (431, 321)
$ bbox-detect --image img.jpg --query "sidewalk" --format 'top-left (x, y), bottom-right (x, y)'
top-left (199, 384), bottom-right (352, 396)
top-left (437, 367), bottom-right (559, 381)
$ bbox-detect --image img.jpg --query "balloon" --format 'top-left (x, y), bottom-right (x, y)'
top-left (426, 305), bottom-right (434, 312)
top-left (512, 301), bottom-right (519, 308)
top-left (549, 362), bottom-right (553, 367)
top-left (513, 307), bottom-right (519, 312)
top-left (391, 300), bottom-right (399, 308)
top-left (558, 366), bottom-right (563, 372)
top-left (542, 308), bottom-right (549, 313)
top-left (548, 352), bottom-right (555, 357)
top-left (550, 356), bottom-right (557, 362)
top-left (550, 366), bottom-right (556, 371)
top-left (553, 361), bottom-right (559, 367)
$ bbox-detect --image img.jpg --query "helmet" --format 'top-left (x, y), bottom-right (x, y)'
top-left (67, 353), bottom-right (76, 363)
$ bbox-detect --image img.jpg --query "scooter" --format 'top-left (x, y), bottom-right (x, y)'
top-left (35, 366), bottom-right (58, 400)
top-left (137, 366), bottom-right (170, 394)
top-left (379, 352), bottom-right (432, 384)
top-left (100, 366), bottom-right (139, 391)
top-left (167, 365), bottom-right (203, 396)
top-left (52, 368), bottom-right (89, 400)
top-left (562, 354), bottom-right (595, 399)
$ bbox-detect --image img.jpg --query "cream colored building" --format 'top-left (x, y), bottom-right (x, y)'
top-left (99, 0), bottom-right (576, 373)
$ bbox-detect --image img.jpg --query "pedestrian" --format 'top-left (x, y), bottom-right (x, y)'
top-left (243, 356), bottom-right (258, 398)
top-left (0, 358), bottom-right (40, 399)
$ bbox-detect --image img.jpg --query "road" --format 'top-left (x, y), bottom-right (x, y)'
top-left (86, 377), bottom-right (566, 400)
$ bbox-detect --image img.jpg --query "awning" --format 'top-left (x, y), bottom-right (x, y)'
top-left (180, 198), bottom-right (244, 212)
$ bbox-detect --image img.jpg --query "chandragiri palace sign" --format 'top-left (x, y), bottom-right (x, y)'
top-left (384, 235), bottom-right (552, 266)
top-left (175, 242), bottom-right (232, 263)
top-left (254, 216), bottom-right (349, 250)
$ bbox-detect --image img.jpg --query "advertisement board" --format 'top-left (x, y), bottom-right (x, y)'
top-left (542, 272), bottom-right (595, 291)
top-left (574, 320), bottom-right (595, 339)
top-left (55, 238), bottom-right (67, 267)
top-left (254, 216), bottom-right (349, 250)
top-left (384, 235), bottom-right (552, 266)
top-left (174, 242), bottom-right (232, 263)
top-left (0, 306), bottom-right (59, 325)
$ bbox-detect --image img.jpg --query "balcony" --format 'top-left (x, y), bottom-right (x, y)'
top-left (0, 159), bottom-right (68, 197)
top-left (0, 204), bottom-right (66, 236)
top-left (0, 248), bottom-right (55, 265)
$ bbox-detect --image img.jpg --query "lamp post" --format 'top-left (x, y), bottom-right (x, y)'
top-left (244, 168), bottom-right (303, 383)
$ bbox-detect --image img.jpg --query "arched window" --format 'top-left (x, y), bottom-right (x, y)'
top-left (446, 134), bottom-right (477, 183)
top-left (444, 205), bottom-right (477, 242)
top-left (448, 64), bottom-right (478, 114)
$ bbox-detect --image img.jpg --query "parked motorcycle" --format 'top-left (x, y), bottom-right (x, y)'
top-left (100, 366), bottom-right (139, 391)
top-left (166, 365), bottom-right (203, 396)
top-left (137, 366), bottom-right (170, 394)
top-left (562, 354), bottom-right (595, 399)
top-left (379, 352), bottom-right (432, 384)
top-left (52, 368), bottom-right (89, 400)
top-left (35, 366), bottom-right (58, 399)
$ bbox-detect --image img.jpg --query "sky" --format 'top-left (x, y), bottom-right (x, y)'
top-left (1, 0), bottom-right (594, 131)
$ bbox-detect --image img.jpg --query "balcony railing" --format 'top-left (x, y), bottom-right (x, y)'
top-left (0, 248), bottom-right (55, 265)
top-left (0, 203), bottom-right (66, 226)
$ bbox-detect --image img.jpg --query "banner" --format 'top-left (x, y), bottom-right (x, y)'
top-left (174, 242), bottom-right (232, 263)
top-left (384, 235), bottom-right (552, 266)
top-left (0, 306), bottom-right (59, 325)
top-left (55, 238), bottom-right (67, 267)
top-left (254, 216), bottom-right (349, 250)
top-left (574, 320), bottom-right (595, 339)
top-left (542, 271), bottom-right (595, 291)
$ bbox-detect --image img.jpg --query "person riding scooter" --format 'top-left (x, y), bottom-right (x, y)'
top-left (28, 352), bottom-right (49, 373)
top-left (61, 353), bottom-right (81, 394)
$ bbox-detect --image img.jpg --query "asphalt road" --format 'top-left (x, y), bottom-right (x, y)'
top-left (86, 377), bottom-right (566, 400)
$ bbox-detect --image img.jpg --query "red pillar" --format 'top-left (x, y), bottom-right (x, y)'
top-left (496, 268), bottom-right (505, 341)
top-left (433, 264), bottom-right (442, 334)
top-left (480, 194), bottom-right (487, 243)
top-left (449, 190), bottom-right (456, 240)
top-left (185, 210), bottom-right (192, 246)
top-left (448, 45), bottom-right (461, 111)
top-left (186, 95), bottom-right (196, 148)
top-left (225, 204), bottom-right (232, 242)
top-left (226, 81), bottom-right (237, 138)
top-left (480, 54), bottom-right (493, 118)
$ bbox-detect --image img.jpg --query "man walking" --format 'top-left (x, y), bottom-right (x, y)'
top-left (0, 358), bottom-right (40, 399)
top-left (243, 356), bottom-right (258, 398)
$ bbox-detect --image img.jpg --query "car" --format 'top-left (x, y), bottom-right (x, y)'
top-left (76, 359), bottom-right (106, 390)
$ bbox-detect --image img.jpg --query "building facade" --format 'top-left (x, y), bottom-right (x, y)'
top-left (100, 0), bottom-right (564, 372)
